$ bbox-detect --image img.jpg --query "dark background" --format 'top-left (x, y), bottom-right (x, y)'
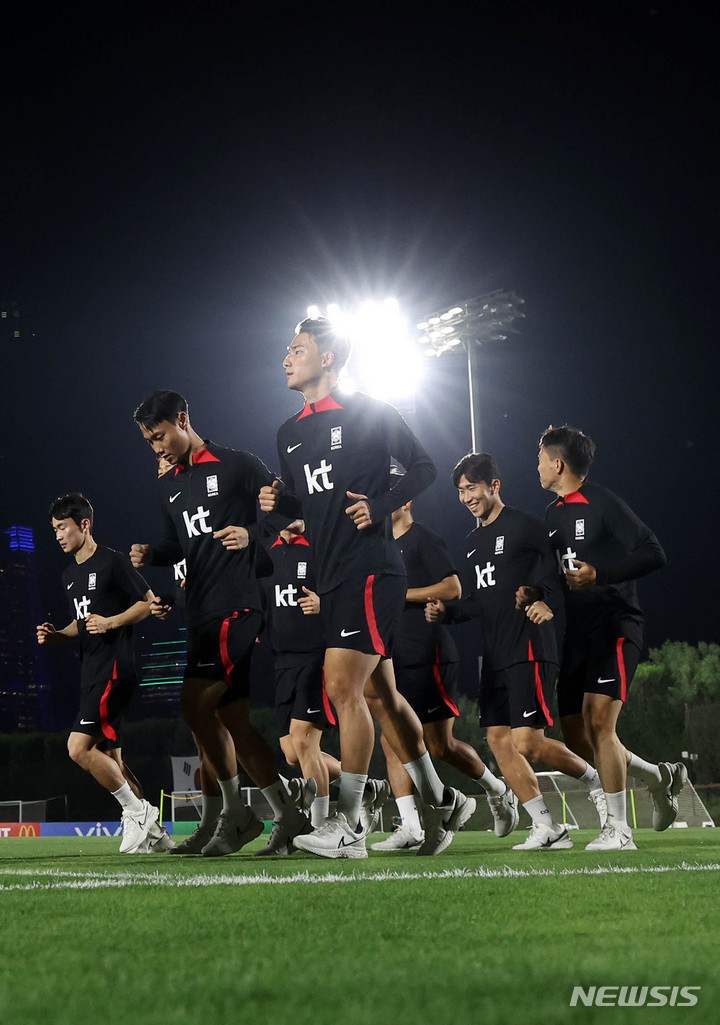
top-left (2, 1), bottom-right (717, 672)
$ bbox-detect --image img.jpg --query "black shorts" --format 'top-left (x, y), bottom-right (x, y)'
top-left (479, 660), bottom-right (556, 730)
top-left (557, 635), bottom-right (641, 717)
top-left (394, 660), bottom-right (460, 724)
top-left (185, 609), bottom-right (262, 707)
top-left (322, 574), bottom-right (406, 657)
top-left (274, 652), bottom-right (337, 737)
top-left (72, 661), bottom-right (135, 746)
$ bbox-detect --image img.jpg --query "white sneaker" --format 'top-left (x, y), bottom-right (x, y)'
top-left (512, 821), bottom-right (574, 850)
top-left (119, 799), bottom-right (159, 853)
top-left (650, 762), bottom-right (688, 831)
top-left (286, 777), bottom-right (318, 813)
top-left (146, 822), bottom-right (175, 852)
top-left (487, 785), bottom-right (519, 838)
top-left (292, 812), bottom-right (368, 859)
top-left (359, 778), bottom-right (391, 833)
top-left (201, 806), bottom-right (264, 857)
top-left (168, 823), bottom-right (216, 855)
top-left (418, 787), bottom-right (476, 856)
top-left (585, 821), bottom-right (637, 851)
top-left (371, 823), bottom-right (424, 851)
top-left (588, 787), bottom-right (609, 828)
top-left (256, 811), bottom-right (313, 856)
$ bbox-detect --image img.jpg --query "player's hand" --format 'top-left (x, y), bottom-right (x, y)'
top-left (345, 492), bottom-right (373, 530)
top-left (565, 560), bottom-right (597, 590)
top-left (259, 479), bottom-right (282, 512)
top-left (298, 586), bottom-right (320, 615)
top-left (525, 600), bottom-right (554, 624)
top-left (86, 614), bottom-right (111, 634)
top-left (150, 600), bottom-right (173, 620)
top-left (425, 598), bottom-right (446, 623)
top-left (213, 525), bottom-right (249, 550)
top-left (130, 543), bottom-right (153, 567)
top-left (36, 622), bottom-right (56, 645)
top-left (515, 585), bottom-right (540, 610)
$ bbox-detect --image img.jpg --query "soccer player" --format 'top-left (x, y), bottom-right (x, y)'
top-left (534, 425), bottom-right (685, 851)
top-left (427, 452), bottom-right (586, 851)
top-left (260, 316), bottom-right (476, 858)
top-left (131, 390), bottom-right (309, 856)
top-left (369, 476), bottom-right (517, 851)
top-left (37, 493), bottom-right (173, 854)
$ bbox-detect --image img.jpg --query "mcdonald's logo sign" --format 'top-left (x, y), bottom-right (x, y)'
top-left (0, 822), bottom-right (41, 837)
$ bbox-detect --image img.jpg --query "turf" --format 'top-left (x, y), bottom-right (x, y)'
top-left (1, 828), bottom-right (718, 1025)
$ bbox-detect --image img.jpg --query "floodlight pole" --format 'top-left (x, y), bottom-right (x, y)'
top-left (466, 341), bottom-right (480, 454)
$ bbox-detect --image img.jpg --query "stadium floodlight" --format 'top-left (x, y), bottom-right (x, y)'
top-left (417, 290), bottom-right (525, 451)
top-left (303, 298), bottom-right (424, 408)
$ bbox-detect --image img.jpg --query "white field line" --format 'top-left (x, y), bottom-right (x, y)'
top-left (1, 861), bottom-right (719, 892)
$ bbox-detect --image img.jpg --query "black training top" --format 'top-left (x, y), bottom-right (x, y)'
top-left (545, 480), bottom-right (666, 644)
top-left (62, 545), bottom-right (149, 687)
top-left (150, 442), bottom-right (279, 626)
top-left (276, 390), bottom-right (436, 594)
top-left (445, 505), bottom-right (562, 672)
top-left (261, 532), bottom-right (325, 662)
top-left (393, 521), bottom-right (459, 666)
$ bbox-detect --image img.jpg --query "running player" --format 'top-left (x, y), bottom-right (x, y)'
top-left (534, 425), bottom-right (685, 850)
top-left (370, 474), bottom-right (517, 851)
top-left (260, 316), bottom-right (476, 858)
top-left (37, 493), bottom-right (173, 853)
top-left (427, 452), bottom-right (586, 851)
top-left (130, 390), bottom-right (309, 856)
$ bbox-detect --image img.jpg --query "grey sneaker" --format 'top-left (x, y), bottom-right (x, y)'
top-left (418, 788), bottom-right (476, 856)
top-left (256, 811), bottom-right (313, 856)
top-left (487, 785), bottom-right (519, 838)
top-left (651, 762), bottom-right (688, 831)
top-left (588, 787), bottom-right (608, 828)
top-left (201, 807), bottom-right (264, 857)
top-left (168, 823), bottom-right (216, 855)
top-left (287, 777), bottom-right (318, 813)
top-left (359, 778), bottom-right (391, 834)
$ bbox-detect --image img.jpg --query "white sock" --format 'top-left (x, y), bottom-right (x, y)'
top-left (218, 774), bottom-right (243, 812)
top-left (403, 751), bottom-right (445, 805)
top-left (627, 752), bottom-right (662, 786)
top-left (262, 779), bottom-right (295, 819)
top-left (476, 767), bottom-right (507, 797)
top-left (605, 789), bottom-right (628, 828)
top-left (199, 794), bottom-right (222, 831)
top-left (111, 782), bottom-right (143, 813)
top-left (311, 794), bottom-right (330, 828)
top-left (338, 771), bottom-right (367, 829)
top-left (396, 794), bottom-right (422, 833)
top-left (523, 794), bottom-right (556, 827)
top-left (578, 763), bottom-right (602, 791)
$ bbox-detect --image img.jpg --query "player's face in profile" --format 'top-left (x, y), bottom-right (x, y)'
top-left (283, 332), bottom-right (324, 393)
top-left (456, 475), bottom-right (498, 522)
top-left (139, 416), bottom-right (190, 465)
top-left (51, 516), bottom-right (87, 554)
top-left (537, 446), bottom-right (559, 491)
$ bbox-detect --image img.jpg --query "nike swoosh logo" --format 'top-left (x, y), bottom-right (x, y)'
top-left (549, 530), bottom-right (558, 537)
top-left (287, 442), bottom-right (302, 453)
top-left (427, 705), bottom-right (441, 714)
top-left (522, 710), bottom-right (535, 718)
top-left (306, 708), bottom-right (321, 715)
top-left (197, 662), bottom-right (216, 668)
top-left (597, 677), bottom-right (615, 684)
top-left (466, 549), bottom-right (476, 558)
top-left (340, 629), bottom-right (361, 637)
top-left (169, 493), bottom-right (182, 503)
top-left (66, 582), bottom-right (74, 589)
top-left (79, 719), bottom-right (95, 725)
top-left (338, 834), bottom-right (362, 847)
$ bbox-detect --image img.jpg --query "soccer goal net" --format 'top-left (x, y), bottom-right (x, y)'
top-left (0, 796), bottom-right (69, 822)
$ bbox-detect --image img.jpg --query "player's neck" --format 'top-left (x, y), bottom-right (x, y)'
top-left (555, 474), bottom-right (585, 497)
top-left (74, 534), bottom-right (98, 565)
top-left (479, 499), bottom-right (504, 527)
top-left (187, 428), bottom-right (209, 463)
top-left (392, 515), bottom-right (413, 539)
top-left (302, 374), bottom-right (337, 405)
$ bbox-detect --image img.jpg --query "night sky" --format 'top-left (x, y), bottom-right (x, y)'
top-left (2, 2), bottom-right (717, 652)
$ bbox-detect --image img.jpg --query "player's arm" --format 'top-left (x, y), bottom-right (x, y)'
top-left (298, 586), bottom-right (320, 616)
top-left (36, 620), bottom-right (79, 645)
top-left (86, 590), bottom-right (160, 634)
top-left (523, 521), bottom-right (564, 616)
top-left (134, 498), bottom-right (184, 568)
top-left (406, 573), bottom-right (462, 604)
top-left (595, 496), bottom-right (667, 585)
top-left (364, 407), bottom-right (437, 524)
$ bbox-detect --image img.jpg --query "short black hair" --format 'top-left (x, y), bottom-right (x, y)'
top-left (295, 316), bottom-right (352, 372)
top-left (539, 425), bottom-right (595, 478)
top-left (48, 493), bottom-right (94, 527)
top-left (451, 452), bottom-right (500, 489)
top-left (133, 390), bottom-right (188, 430)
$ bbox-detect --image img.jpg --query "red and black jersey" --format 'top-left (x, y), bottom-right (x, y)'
top-left (445, 506), bottom-right (561, 672)
top-left (150, 442), bottom-right (279, 627)
top-left (276, 390), bottom-right (436, 594)
top-left (62, 546), bottom-right (149, 688)
top-left (393, 521), bottom-right (459, 667)
top-left (545, 480), bottom-right (666, 644)
top-left (261, 532), bottom-right (325, 664)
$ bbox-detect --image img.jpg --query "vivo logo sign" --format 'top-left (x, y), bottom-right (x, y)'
top-left (570, 986), bottom-right (701, 1008)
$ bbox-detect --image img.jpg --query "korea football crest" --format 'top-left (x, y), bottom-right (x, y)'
top-left (206, 474), bottom-right (219, 497)
top-left (330, 426), bottom-right (342, 450)
top-left (575, 518), bottom-right (585, 540)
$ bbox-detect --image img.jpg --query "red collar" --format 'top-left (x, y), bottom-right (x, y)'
top-left (556, 489), bottom-right (590, 505)
top-left (271, 534), bottom-right (310, 547)
top-left (174, 446), bottom-right (221, 474)
top-left (297, 393), bottom-right (344, 420)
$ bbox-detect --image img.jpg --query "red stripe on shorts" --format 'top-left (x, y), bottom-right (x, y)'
top-left (533, 660), bottom-right (554, 726)
top-left (616, 637), bottom-right (628, 702)
top-left (363, 575), bottom-right (386, 656)
top-left (432, 646), bottom-right (460, 716)
top-left (99, 661), bottom-right (118, 742)
top-left (219, 611), bottom-right (240, 684)
top-left (320, 667), bottom-right (337, 726)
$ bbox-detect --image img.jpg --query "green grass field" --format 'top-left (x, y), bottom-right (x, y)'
top-left (1, 828), bottom-right (718, 1025)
